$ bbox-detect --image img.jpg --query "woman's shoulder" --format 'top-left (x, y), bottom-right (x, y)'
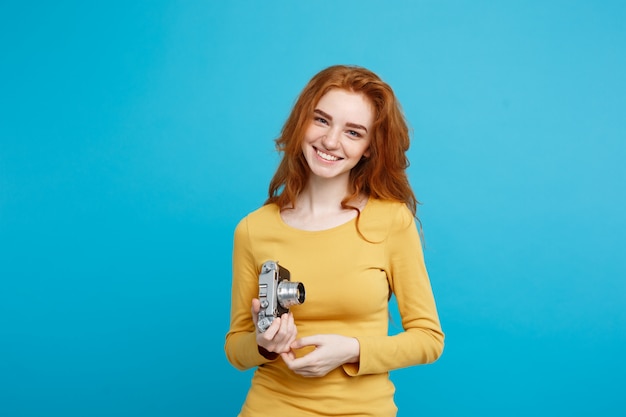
top-left (235, 203), bottom-right (280, 229)
top-left (364, 198), bottom-right (412, 219)
top-left (248, 203), bottom-right (279, 218)
top-left (360, 198), bottom-right (415, 241)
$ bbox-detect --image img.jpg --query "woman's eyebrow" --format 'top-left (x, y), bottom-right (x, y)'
top-left (314, 109), bottom-right (332, 120)
top-left (346, 122), bottom-right (368, 133)
top-left (314, 109), bottom-right (368, 133)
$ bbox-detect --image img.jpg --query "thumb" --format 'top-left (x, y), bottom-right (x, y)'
top-left (291, 336), bottom-right (315, 349)
top-left (251, 298), bottom-right (261, 324)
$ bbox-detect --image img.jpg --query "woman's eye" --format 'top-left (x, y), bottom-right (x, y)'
top-left (315, 117), bottom-right (328, 125)
top-left (347, 130), bottom-right (361, 138)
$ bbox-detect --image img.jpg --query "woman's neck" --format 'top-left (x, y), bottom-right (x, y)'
top-left (298, 176), bottom-right (352, 213)
top-left (279, 177), bottom-right (367, 231)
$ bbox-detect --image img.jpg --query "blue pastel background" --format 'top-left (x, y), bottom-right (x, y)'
top-left (1, 1), bottom-right (625, 416)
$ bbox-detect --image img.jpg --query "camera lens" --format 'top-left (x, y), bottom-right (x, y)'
top-left (276, 281), bottom-right (306, 308)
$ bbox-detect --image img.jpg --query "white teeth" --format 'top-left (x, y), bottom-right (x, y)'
top-left (317, 149), bottom-right (339, 161)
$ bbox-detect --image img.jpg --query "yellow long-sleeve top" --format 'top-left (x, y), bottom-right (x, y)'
top-left (225, 198), bottom-right (444, 417)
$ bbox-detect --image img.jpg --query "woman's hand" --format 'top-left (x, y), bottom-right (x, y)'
top-left (251, 298), bottom-right (298, 355)
top-left (281, 335), bottom-right (360, 377)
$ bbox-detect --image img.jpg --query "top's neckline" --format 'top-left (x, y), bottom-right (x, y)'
top-left (275, 198), bottom-right (371, 233)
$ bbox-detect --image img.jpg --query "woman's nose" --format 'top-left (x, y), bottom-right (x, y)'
top-left (321, 130), bottom-right (340, 149)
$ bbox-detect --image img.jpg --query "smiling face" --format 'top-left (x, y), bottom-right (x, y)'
top-left (301, 89), bottom-right (374, 182)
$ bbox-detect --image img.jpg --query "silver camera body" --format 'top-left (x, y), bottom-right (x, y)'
top-left (257, 260), bottom-right (305, 333)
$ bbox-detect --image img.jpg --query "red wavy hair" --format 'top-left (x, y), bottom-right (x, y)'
top-left (265, 64), bottom-right (418, 218)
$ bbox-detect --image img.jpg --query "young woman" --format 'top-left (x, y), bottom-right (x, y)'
top-left (225, 65), bottom-right (444, 417)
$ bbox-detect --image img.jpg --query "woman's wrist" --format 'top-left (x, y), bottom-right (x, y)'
top-left (258, 345), bottom-right (279, 360)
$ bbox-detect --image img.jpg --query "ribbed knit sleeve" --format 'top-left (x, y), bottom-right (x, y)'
top-left (345, 203), bottom-right (444, 376)
top-left (224, 216), bottom-right (277, 370)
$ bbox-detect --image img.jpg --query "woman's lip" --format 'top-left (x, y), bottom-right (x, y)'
top-left (315, 147), bottom-right (342, 161)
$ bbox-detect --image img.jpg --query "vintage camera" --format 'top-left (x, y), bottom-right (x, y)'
top-left (257, 260), bottom-right (305, 333)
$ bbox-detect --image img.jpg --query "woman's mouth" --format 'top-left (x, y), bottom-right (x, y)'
top-left (316, 148), bottom-right (341, 161)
